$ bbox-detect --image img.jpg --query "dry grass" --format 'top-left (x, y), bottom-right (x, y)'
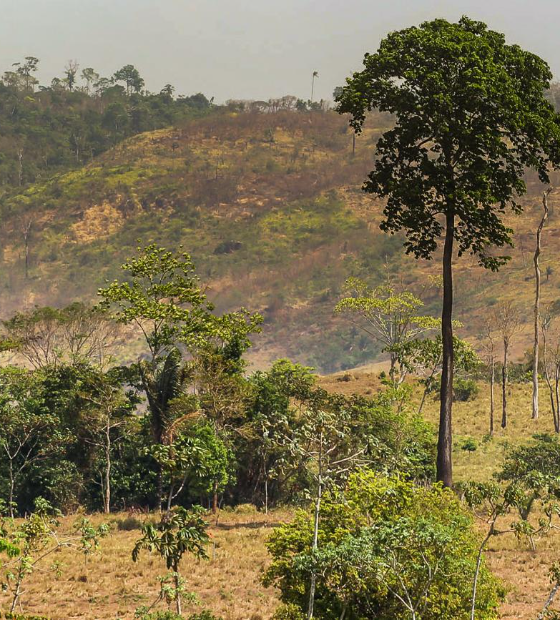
top-left (6, 376), bottom-right (560, 619)
top-left (320, 370), bottom-right (560, 618)
top-left (0, 507), bottom-right (288, 620)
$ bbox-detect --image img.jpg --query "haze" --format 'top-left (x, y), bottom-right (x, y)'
top-left (1, 0), bottom-right (559, 102)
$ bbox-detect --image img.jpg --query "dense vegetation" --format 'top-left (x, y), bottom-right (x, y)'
top-left (5, 15), bottom-right (560, 620)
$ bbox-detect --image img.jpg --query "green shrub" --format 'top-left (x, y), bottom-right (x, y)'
top-left (188, 612), bottom-right (223, 620)
top-left (454, 378), bottom-right (479, 402)
top-left (116, 515), bottom-right (144, 531)
top-left (272, 604), bottom-right (305, 620)
top-left (461, 437), bottom-right (478, 452)
top-left (135, 612), bottom-right (183, 620)
top-left (4, 615), bottom-right (51, 620)
top-left (263, 471), bottom-right (502, 620)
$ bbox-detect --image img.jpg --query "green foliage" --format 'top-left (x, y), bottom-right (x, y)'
top-left (132, 506), bottom-right (209, 615)
top-left (337, 16), bottom-right (560, 269)
top-left (73, 517), bottom-right (109, 564)
top-left (0, 58), bottom-right (213, 189)
top-left (132, 506), bottom-right (209, 570)
top-left (264, 471), bottom-right (502, 619)
top-left (335, 278), bottom-right (439, 384)
top-left (4, 614), bottom-right (50, 620)
top-left (454, 378), bottom-right (479, 402)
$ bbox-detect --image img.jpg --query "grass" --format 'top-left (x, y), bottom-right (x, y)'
top-left (0, 507), bottom-right (288, 620)
top-left (319, 369), bottom-right (560, 618)
top-left (4, 376), bottom-right (560, 619)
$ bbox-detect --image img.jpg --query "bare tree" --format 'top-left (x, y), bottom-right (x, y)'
top-left (19, 218), bottom-right (32, 280)
top-left (532, 189), bottom-right (552, 420)
top-left (495, 302), bottom-right (521, 429)
top-left (481, 320), bottom-right (498, 436)
top-left (541, 308), bottom-right (560, 433)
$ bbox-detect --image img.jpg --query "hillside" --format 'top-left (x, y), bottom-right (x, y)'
top-left (1, 109), bottom-right (560, 371)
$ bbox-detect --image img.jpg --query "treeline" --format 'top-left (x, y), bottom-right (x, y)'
top-left (0, 58), bottom-right (213, 188)
top-left (0, 245), bottom-right (434, 517)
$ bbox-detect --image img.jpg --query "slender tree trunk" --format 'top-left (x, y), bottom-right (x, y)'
top-left (174, 563), bottom-right (182, 616)
top-left (417, 387), bottom-right (429, 416)
top-left (555, 365), bottom-right (560, 432)
top-left (542, 329), bottom-right (559, 433)
top-left (489, 359), bottom-right (495, 436)
top-left (471, 525), bottom-right (495, 620)
top-left (157, 467), bottom-right (164, 513)
top-left (502, 342), bottom-right (509, 429)
top-left (533, 190), bottom-right (550, 419)
top-left (212, 480), bottom-right (218, 515)
top-left (537, 580), bottom-right (560, 620)
top-left (8, 459), bottom-right (14, 518)
top-left (437, 212), bottom-right (454, 488)
top-left (104, 418), bottom-right (111, 514)
top-left (264, 473), bottom-right (269, 515)
top-left (307, 473), bottom-right (322, 620)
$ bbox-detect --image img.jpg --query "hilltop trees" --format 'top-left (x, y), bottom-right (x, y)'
top-left (337, 16), bottom-right (560, 486)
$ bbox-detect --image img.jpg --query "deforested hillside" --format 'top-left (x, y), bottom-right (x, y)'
top-left (1, 107), bottom-right (560, 371)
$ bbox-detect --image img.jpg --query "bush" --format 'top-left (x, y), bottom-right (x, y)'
top-left (454, 378), bottom-right (479, 402)
top-left (272, 604), bottom-right (305, 620)
top-left (461, 437), bottom-right (478, 452)
top-left (188, 612), bottom-right (223, 620)
top-left (4, 615), bottom-right (51, 620)
top-left (116, 515), bottom-right (143, 531)
top-left (136, 612), bottom-right (183, 620)
top-left (263, 471), bottom-right (502, 620)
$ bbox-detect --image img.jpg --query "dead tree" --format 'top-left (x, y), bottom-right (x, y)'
top-left (481, 320), bottom-right (498, 436)
top-left (533, 189), bottom-right (552, 420)
top-left (19, 219), bottom-right (32, 280)
top-left (495, 302), bottom-right (521, 429)
top-left (541, 308), bottom-right (560, 433)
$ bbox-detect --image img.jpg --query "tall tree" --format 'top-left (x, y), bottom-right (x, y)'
top-left (113, 64), bottom-right (145, 95)
top-left (532, 189), bottom-right (552, 420)
top-left (481, 320), bottom-right (498, 436)
top-left (336, 16), bottom-right (560, 486)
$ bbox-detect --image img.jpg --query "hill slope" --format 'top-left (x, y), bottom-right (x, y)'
top-left (1, 110), bottom-right (560, 371)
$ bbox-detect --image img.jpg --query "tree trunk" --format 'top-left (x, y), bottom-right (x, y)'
top-left (174, 564), bottom-right (182, 616)
top-left (307, 474), bottom-right (322, 620)
top-left (157, 467), bottom-right (164, 513)
top-left (489, 359), bottom-right (495, 436)
top-left (471, 526), bottom-right (494, 620)
top-left (212, 480), bottom-right (218, 515)
top-left (8, 459), bottom-right (14, 519)
top-left (264, 474), bottom-right (268, 515)
top-left (555, 364), bottom-right (560, 433)
top-left (532, 190), bottom-right (550, 420)
top-left (104, 418), bottom-right (111, 514)
top-left (537, 580), bottom-right (560, 620)
top-left (502, 343), bottom-right (509, 429)
top-left (437, 212), bottom-right (455, 488)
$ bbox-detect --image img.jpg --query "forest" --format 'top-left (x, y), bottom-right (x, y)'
top-left (2, 14), bottom-right (560, 620)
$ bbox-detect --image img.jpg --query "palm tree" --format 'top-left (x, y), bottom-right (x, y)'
top-left (311, 71), bottom-right (319, 103)
top-left (138, 348), bottom-right (188, 510)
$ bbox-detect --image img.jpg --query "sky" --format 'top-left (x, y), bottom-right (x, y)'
top-left (1, 0), bottom-right (560, 103)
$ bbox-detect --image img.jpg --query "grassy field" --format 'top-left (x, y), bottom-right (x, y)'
top-left (0, 507), bottom-right (289, 620)
top-left (4, 375), bottom-right (560, 619)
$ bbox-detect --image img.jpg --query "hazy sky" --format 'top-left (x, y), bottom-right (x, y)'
top-left (1, 0), bottom-right (559, 103)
